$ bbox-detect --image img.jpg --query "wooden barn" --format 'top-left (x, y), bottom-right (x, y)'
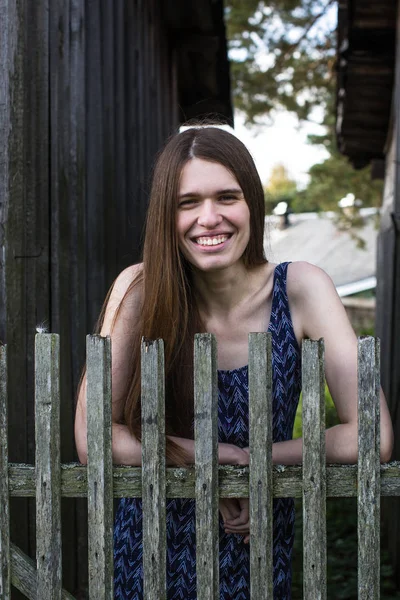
top-left (0, 1), bottom-right (232, 596)
top-left (336, 0), bottom-right (400, 584)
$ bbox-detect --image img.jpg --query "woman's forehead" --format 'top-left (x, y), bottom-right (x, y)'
top-left (178, 158), bottom-right (241, 196)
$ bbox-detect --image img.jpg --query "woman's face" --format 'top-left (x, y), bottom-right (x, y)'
top-left (176, 158), bottom-right (250, 273)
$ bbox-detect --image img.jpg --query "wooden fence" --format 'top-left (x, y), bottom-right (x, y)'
top-left (0, 333), bottom-right (399, 599)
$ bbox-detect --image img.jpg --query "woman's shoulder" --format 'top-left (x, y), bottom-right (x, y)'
top-left (286, 261), bottom-right (336, 301)
top-left (100, 263), bottom-right (143, 336)
top-left (113, 263), bottom-right (143, 297)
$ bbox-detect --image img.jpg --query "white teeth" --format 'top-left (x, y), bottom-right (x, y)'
top-left (196, 235), bottom-right (228, 246)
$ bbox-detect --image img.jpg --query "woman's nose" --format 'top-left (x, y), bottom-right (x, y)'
top-left (197, 200), bottom-right (222, 228)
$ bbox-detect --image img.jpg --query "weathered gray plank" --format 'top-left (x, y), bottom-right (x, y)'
top-left (35, 334), bottom-right (62, 599)
top-left (7, 461), bottom-right (400, 498)
top-left (0, 344), bottom-right (10, 599)
top-left (86, 335), bottom-right (113, 599)
top-left (10, 542), bottom-right (76, 600)
top-left (248, 332), bottom-right (273, 598)
top-left (358, 336), bottom-right (380, 599)
top-left (302, 339), bottom-right (326, 600)
top-left (141, 338), bottom-right (166, 600)
top-left (194, 334), bottom-right (219, 600)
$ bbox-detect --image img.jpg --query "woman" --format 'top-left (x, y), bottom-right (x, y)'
top-left (75, 126), bottom-right (393, 599)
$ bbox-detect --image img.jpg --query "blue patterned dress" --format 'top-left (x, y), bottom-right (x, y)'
top-left (114, 262), bottom-right (302, 599)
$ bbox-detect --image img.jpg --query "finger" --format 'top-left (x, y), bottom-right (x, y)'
top-left (224, 524), bottom-right (250, 533)
top-left (225, 512), bottom-right (249, 526)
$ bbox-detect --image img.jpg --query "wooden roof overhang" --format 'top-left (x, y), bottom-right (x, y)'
top-left (336, 0), bottom-right (397, 169)
top-left (163, 0), bottom-right (233, 125)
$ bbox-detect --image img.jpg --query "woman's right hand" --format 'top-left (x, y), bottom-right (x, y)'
top-left (218, 444), bottom-right (249, 466)
top-left (219, 498), bottom-right (241, 526)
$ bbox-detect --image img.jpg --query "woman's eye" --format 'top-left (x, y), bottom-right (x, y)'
top-left (219, 195), bottom-right (236, 202)
top-left (178, 199), bottom-right (197, 208)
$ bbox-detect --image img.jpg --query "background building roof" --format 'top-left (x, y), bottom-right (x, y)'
top-left (266, 210), bottom-right (378, 294)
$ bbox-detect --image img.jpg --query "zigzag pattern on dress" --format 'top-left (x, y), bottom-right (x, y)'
top-left (113, 262), bottom-right (301, 599)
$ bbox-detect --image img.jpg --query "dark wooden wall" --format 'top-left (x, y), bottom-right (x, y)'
top-left (1, 0), bottom-right (179, 596)
top-left (376, 9), bottom-right (400, 578)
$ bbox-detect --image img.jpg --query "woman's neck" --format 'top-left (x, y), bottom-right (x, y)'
top-left (192, 262), bottom-right (268, 318)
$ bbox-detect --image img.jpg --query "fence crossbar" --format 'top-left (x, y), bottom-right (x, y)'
top-left (357, 336), bottom-right (380, 599)
top-left (194, 333), bottom-right (219, 600)
top-left (86, 335), bottom-right (113, 599)
top-left (249, 332), bottom-right (273, 598)
top-left (35, 334), bottom-right (62, 599)
top-left (141, 338), bottom-right (166, 600)
top-left (302, 338), bottom-right (326, 599)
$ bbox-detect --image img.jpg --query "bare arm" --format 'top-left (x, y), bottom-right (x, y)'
top-left (74, 264), bottom-right (248, 467)
top-left (270, 262), bottom-right (393, 465)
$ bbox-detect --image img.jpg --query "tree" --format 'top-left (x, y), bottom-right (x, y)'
top-left (301, 153), bottom-right (383, 212)
top-left (264, 163), bottom-right (298, 213)
top-left (224, 1), bottom-right (383, 217)
top-left (225, 0), bottom-right (337, 124)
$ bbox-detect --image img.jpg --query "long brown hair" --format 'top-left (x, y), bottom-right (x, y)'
top-left (104, 126), bottom-right (267, 463)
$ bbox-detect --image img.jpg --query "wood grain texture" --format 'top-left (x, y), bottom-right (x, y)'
top-left (10, 542), bottom-right (75, 600)
top-left (6, 462), bottom-right (400, 498)
top-left (194, 334), bottom-right (219, 600)
top-left (86, 335), bottom-right (113, 599)
top-left (141, 338), bottom-right (166, 600)
top-left (358, 336), bottom-right (380, 599)
top-left (302, 339), bottom-right (326, 600)
top-left (35, 334), bottom-right (62, 599)
top-left (0, 345), bottom-right (10, 599)
top-left (249, 333), bottom-right (273, 598)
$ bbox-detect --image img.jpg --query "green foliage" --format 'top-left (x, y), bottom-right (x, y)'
top-left (292, 384), bottom-right (400, 598)
top-left (264, 163), bottom-right (298, 213)
top-left (292, 497), bottom-right (400, 599)
top-left (225, 0), bottom-right (337, 124)
top-left (300, 151), bottom-right (384, 212)
top-left (225, 1), bottom-right (384, 218)
top-left (293, 383), bottom-right (338, 439)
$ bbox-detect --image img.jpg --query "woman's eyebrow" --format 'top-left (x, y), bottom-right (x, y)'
top-left (178, 187), bottom-right (243, 199)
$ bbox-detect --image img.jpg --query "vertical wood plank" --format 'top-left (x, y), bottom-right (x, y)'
top-left (249, 333), bottom-right (273, 600)
top-left (249, 332), bottom-right (273, 599)
top-left (302, 338), bottom-right (326, 600)
top-left (0, 344), bottom-right (10, 599)
top-left (86, 0), bottom-right (106, 329)
top-left (1, 0), bottom-right (31, 574)
top-left (194, 333), bottom-right (219, 600)
top-left (87, 335), bottom-right (113, 599)
top-left (35, 334), bottom-right (62, 599)
top-left (358, 336), bottom-right (380, 600)
top-left (141, 338), bottom-right (166, 600)
top-left (69, 2), bottom-right (88, 594)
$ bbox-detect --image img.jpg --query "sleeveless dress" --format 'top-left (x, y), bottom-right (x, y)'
top-left (114, 262), bottom-right (302, 599)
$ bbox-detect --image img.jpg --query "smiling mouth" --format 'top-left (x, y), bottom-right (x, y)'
top-left (194, 235), bottom-right (230, 247)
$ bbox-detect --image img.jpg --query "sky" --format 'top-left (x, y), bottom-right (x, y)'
top-left (231, 111), bottom-right (330, 187)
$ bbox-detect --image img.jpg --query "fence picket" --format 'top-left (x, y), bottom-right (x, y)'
top-left (249, 332), bottom-right (273, 598)
top-left (194, 333), bottom-right (219, 600)
top-left (358, 336), bottom-right (380, 599)
top-left (87, 335), bottom-right (113, 599)
top-left (141, 338), bottom-right (166, 600)
top-left (0, 334), bottom-right (391, 598)
top-left (0, 344), bottom-right (10, 599)
top-left (35, 334), bottom-right (62, 599)
top-left (302, 338), bottom-right (326, 600)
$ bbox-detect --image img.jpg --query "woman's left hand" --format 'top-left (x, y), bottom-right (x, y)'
top-left (224, 497), bottom-right (250, 544)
